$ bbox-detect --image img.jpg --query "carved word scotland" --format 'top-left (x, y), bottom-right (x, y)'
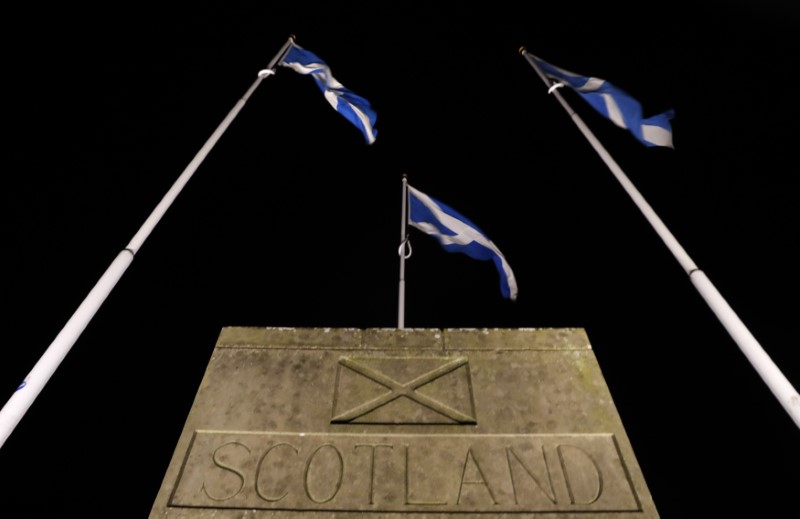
top-left (170, 432), bottom-right (640, 512)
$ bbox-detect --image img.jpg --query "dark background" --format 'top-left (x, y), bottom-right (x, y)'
top-left (2, 3), bottom-right (798, 517)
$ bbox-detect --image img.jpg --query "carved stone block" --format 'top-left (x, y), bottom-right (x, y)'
top-left (149, 327), bottom-right (659, 518)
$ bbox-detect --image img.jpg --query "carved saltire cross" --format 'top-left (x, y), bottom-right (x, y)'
top-left (331, 356), bottom-right (477, 424)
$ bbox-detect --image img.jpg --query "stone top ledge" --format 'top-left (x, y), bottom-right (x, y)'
top-left (216, 326), bottom-right (591, 351)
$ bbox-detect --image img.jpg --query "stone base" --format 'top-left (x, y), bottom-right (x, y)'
top-left (149, 327), bottom-right (659, 518)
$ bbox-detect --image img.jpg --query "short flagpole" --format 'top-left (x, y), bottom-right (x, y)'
top-left (520, 47), bottom-right (800, 429)
top-left (398, 174), bottom-right (410, 329)
top-left (0, 36), bottom-right (296, 449)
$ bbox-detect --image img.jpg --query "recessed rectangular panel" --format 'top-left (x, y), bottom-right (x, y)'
top-left (170, 431), bottom-right (640, 513)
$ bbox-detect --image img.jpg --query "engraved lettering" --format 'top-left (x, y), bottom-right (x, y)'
top-left (173, 432), bottom-right (640, 512)
top-left (558, 444), bottom-right (603, 505)
top-left (355, 443), bottom-right (393, 505)
top-left (201, 441), bottom-right (250, 502)
top-left (506, 445), bottom-right (557, 504)
top-left (255, 442), bottom-right (298, 502)
top-left (404, 444), bottom-right (447, 505)
top-left (456, 448), bottom-right (498, 505)
top-left (303, 443), bottom-right (344, 504)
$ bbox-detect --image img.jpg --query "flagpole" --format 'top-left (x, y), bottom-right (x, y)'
top-left (520, 47), bottom-right (800, 429)
top-left (0, 36), bottom-right (296, 449)
top-left (398, 174), bottom-right (410, 329)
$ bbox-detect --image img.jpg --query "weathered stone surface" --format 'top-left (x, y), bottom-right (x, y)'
top-left (149, 327), bottom-right (659, 518)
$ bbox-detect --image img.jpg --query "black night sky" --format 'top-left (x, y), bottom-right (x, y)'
top-left (2, 3), bottom-right (798, 517)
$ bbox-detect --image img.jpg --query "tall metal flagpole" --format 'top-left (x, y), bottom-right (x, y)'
top-left (398, 174), bottom-right (410, 329)
top-left (0, 36), bottom-right (296, 449)
top-left (520, 47), bottom-right (800, 429)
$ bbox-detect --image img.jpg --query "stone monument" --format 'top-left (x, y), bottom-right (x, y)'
top-left (149, 327), bottom-right (659, 517)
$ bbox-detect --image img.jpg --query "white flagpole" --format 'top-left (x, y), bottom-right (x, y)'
top-left (0, 36), bottom-right (296, 449)
top-left (520, 47), bottom-right (800, 429)
top-left (398, 174), bottom-right (410, 329)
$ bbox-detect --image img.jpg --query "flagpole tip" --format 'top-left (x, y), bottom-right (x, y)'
top-left (518, 46), bottom-right (526, 55)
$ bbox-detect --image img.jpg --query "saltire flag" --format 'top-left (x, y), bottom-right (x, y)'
top-left (408, 185), bottom-right (518, 301)
top-left (279, 42), bottom-right (378, 144)
top-left (529, 53), bottom-right (674, 148)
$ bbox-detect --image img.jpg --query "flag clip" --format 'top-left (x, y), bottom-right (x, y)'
top-left (547, 82), bottom-right (565, 94)
top-left (398, 236), bottom-right (413, 259)
top-left (257, 68), bottom-right (276, 77)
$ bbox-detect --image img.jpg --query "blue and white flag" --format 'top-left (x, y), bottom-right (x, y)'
top-left (530, 54), bottom-right (674, 148)
top-left (280, 42), bottom-right (378, 144)
top-left (408, 185), bottom-right (518, 300)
